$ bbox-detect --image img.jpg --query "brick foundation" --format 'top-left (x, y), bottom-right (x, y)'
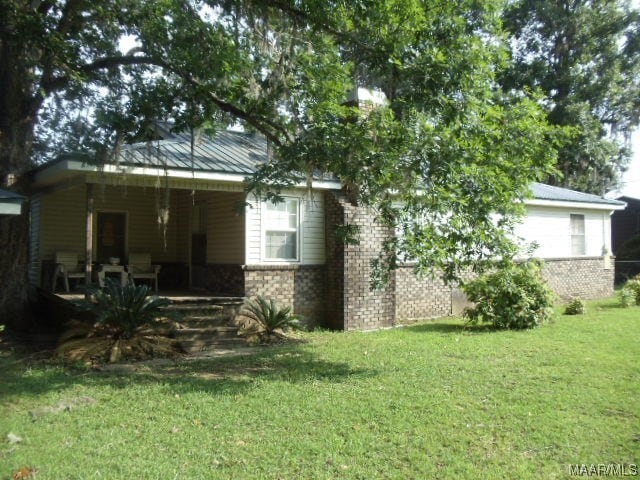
top-left (394, 266), bottom-right (452, 321)
top-left (540, 257), bottom-right (614, 300)
top-left (243, 265), bottom-right (325, 328)
top-left (199, 264), bottom-right (244, 296)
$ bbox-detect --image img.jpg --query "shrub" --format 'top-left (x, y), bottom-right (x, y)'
top-left (238, 296), bottom-right (300, 344)
top-left (55, 279), bottom-right (182, 363)
top-left (618, 287), bottom-right (635, 308)
top-left (462, 260), bottom-right (555, 330)
top-left (564, 298), bottom-right (586, 315)
top-left (619, 276), bottom-right (640, 307)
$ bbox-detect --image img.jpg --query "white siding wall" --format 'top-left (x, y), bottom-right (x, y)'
top-left (516, 205), bottom-right (611, 258)
top-left (245, 190), bottom-right (325, 265)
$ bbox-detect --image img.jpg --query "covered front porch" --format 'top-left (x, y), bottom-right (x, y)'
top-left (31, 179), bottom-right (248, 296)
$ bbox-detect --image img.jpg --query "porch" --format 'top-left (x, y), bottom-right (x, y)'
top-left (32, 182), bottom-right (248, 296)
top-left (52, 290), bottom-right (247, 353)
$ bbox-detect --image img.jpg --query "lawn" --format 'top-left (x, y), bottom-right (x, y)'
top-left (1, 298), bottom-right (638, 479)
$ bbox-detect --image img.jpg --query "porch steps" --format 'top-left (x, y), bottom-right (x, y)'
top-left (163, 297), bottom-right (247, 354)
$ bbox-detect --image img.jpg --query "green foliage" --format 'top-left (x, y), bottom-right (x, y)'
top-left (462, 260), bottom-right (555, 329)
top-left (501, 0), bottom-right (640, 193)
top-left (238, 296), bottom-right (300, 344)
top-left (618, 286), bottom-right (636, 308)
top-left (619, 276), bottom-right (640, 308)
top-left (79, 279), bottom-right (173, 337)
top-left (564, 298), bottom-right (586, 315)
top-left (55, 279), bottom-right (181, 363)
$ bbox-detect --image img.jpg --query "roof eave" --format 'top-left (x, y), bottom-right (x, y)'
top-left (32, 159), bottom-right (343, 191)
top-left (525, 198), bottom-right (626, 211)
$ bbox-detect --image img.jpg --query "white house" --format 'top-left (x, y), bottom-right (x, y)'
top-left (24, 124), bottom-right (625, 330)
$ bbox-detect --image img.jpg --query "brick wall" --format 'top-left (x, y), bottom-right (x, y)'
top-left (324, 193), bottom-right (345, 329)
top-left (243, 265), bottom-right (325, 328)
top-left (541, 257), bottom-right (614, 300)
top-left (200, 264), bottom-right (244, 296)
top-left (324, 191), bottom-right (395, 331)
top-left (394, 266), bottom-right (452, 321)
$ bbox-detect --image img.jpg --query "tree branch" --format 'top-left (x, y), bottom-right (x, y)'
top-left (41, 55), bottom-right (165, 93)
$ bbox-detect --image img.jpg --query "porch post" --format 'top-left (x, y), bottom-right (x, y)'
top-left (85, 183), bottom-right (94, 294)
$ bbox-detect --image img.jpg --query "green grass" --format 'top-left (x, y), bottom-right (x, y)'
top-left (1, 298), bottom-right (639, 479)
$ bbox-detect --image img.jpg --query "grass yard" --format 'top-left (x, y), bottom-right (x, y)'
top-left (1, 298), bottom-right (638, 479)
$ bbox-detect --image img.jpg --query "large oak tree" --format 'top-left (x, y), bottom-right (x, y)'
top-left (1, 0), bottom-right (558, 325)
top-left (501, 0), bottom-right (640, 194)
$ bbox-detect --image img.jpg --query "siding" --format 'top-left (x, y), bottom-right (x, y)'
top-left (245, 189), bottom-right (325, 265)
top-left (175, 191), bottom-right (191, 263)
top-left (39, 184), bottom-right (181, 263)
top-left (206, 191), bottom-right (245, 264)
top-left (516, 206), bottom-right (610, 258)
top-left (92, 185), bottom-right (178, 262)
top-left (40, 185), bottom-right (87, 261)
top-left (29, 194), bottom-right (42, 286)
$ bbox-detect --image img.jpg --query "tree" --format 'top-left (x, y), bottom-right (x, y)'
top-left (0, 0), bottom-right (558, 324)
top-left (501, 0), bottom-right (640, 194)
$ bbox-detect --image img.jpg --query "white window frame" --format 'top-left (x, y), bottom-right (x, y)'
top-left (262, 197), bottom-right (300, 262)
top-left (570, 213), bottom-right (586, 256)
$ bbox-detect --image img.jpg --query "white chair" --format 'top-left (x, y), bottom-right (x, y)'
top-left (53, 252), bottom-right (85, 292)
top-left (126, 253), bottom-right (161, 292)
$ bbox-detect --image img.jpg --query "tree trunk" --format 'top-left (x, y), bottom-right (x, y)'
top-left (0, 213), bottom-right (30, 330)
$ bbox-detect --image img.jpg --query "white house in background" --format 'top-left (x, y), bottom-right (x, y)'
top-left (0, 188), bottom-right (25, 216)
top-left (24, 122), bottom-right (625, 330)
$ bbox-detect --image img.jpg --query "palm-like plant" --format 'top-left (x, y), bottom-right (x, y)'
top-left (55, 279), bottom-right (182, 363)
top-left (238, 296), bottom-right (300, 343)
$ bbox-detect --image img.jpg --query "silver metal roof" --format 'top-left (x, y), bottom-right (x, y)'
top-left (530, 182), bottom-right (625, 206)
top-left (118, 130), bottom-right (268, 176)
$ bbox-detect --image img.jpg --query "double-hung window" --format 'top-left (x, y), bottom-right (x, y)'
top-left (570, 214), bottom-right (586, 255)
top-left (264, 198), bottom-right (299, 261)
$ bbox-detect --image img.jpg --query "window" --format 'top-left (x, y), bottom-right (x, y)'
top-left (264, 198), bottom-right (299, 260)
top-left (570, 214), bottom-right (585, 255)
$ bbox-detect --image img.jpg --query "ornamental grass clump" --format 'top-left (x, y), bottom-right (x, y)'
top-left (462, 260), bottom-right (555, 330)
top-left (55, 279), bottom-right (182, 363)
top-left (619, 275), bottom-right (640, 307)
top-left (238, 296), bottom-right (300, 344)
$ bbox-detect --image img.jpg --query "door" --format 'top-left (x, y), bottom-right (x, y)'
top-left (190, 204), bottom-right (207, 288)
top-left (97, 212), bottom-right (126, 264)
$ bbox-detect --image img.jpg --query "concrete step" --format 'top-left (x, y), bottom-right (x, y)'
top-left (179, 337), bottom-right (247, 354)
top-left (174, 326), bottom-right (239, 341)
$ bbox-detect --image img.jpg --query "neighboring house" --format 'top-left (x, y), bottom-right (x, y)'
top-left (611, 195), bottom-right (640, 282)
top-left (0, 188), bottom-right (25, 216)
top-left (24, 124), bottom-right (625, 330)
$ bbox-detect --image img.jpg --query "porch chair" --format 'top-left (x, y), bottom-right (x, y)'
top-left (126, 253), bottom-right (161, 292)
top-left (53, 252), bottom-right (85, 292)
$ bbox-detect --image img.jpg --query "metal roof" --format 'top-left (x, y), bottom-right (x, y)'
top-left (530, 182), bottom-right (625, 206)
top-left (117, 130), bottom-right (268, 176)
top-left (0, 188), bottom-right (25, 201)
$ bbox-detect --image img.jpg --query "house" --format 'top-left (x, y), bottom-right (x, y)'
top-left (25, 124), bottom-right (625, 330)
top-left (0, 188), bottom-right (25, 216)
top-left (611, 195), bottom-right (640, 282)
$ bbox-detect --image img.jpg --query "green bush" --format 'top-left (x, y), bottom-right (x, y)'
top-left (618, 287), bottom-right (635, 308)
top-left (619, 276), bottom-right (640, 307)
top-left (55, 279), bottom-right (181, 363)
top-left (462, 260), bottom-right (555, 330)
top-left (564, 298), bottom-right (586, 315)
top-left (238, 296), bottom-right (300, 344)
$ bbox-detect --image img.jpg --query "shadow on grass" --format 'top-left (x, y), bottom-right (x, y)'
top-left (405, 321), bottom-right (497, 335)
top-left (0, 343), bottom-right (378, 402)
